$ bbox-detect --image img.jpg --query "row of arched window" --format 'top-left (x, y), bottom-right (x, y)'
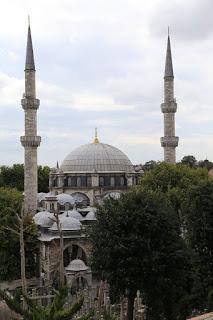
top-left (51, 175), bottom-right (127, 188)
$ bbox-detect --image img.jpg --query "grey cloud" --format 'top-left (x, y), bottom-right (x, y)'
top-left (150, 0), bottom-right (213, 41)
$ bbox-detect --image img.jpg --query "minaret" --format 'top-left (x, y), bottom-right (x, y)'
top-left (20, 23), bottom-right (41, 214)
top-left (160, 31), bottom-right (179, 163)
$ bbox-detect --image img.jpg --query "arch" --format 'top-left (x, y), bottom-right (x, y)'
top-left (63, 242), bottom-right (88, 267)
top-left (71, 192), bottom-right (90, 206)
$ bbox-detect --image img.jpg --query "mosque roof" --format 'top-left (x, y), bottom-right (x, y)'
top-left (61, 141), bottom-right (134, 173)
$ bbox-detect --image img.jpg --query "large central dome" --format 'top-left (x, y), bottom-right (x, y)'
top-left (61, 142), bottom-right (134, 173)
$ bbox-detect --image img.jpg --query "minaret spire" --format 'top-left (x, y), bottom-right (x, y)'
top-left (20, 22), bottom-right (41, 214)
top-left (160, 31), bottom-right (179, 163)
top-left (25, 19), bottom-right (35, 71)
top-left (164, 31), bottom-right (174, 78)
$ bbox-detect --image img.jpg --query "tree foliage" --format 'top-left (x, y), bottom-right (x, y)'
top-left (184, 179), bottom-right (213, 313)
top-left (0, 187), bottom-right (38, 281)
top-left (90, 189), bottom-right (192, 320)
top-left (0, 286), bottom-right (94, 320)
top-left (139, 162), bottom-right (208, 214)
top-left (0, 164), bottom-right (50, 192)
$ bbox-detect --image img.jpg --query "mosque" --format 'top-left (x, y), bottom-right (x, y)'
top-left (20, 24), bottom-right (179, 292)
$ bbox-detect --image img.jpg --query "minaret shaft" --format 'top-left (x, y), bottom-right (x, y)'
top-left (160, 35), bottom-right (179, 164)
top-left (20, 26), bottom-right (41, 215)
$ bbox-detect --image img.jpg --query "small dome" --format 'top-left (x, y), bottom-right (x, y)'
top-left (56, 193), bottom-right (75, 205)
top-left (37, 192), bottom-right (47, 202)
top-left (82, 211), bottom-right (96, 221)
top-left (50, 215), bottom-right (81, 231)
top-left (65, 259), bottom-right (88, 272)
top-left (66, 209), bottom-right (83, 220)
top-left (33, 211), bottom-right (54, 227)
top-left (61, 142), bottom-right (134, 173)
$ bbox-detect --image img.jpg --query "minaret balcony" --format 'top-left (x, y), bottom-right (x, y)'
top-left (20, 136), bottom-right (41, 147)
top-left (21, 97), bottom-right (40, 110)
top-left (161, 100), bottom-right (177, 113)
top-left (160, 136), bottom-right (179, 148)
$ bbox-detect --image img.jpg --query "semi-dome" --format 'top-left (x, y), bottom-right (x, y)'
top-left (61, 141), bottom-right (134, 173)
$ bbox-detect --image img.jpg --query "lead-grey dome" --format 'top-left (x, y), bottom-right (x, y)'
top-left (61, 142), bottom-right (134, 173)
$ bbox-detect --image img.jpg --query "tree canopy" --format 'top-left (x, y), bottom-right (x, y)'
top-left (90, 189), bottom-right (192, 320)
top-left (0, 164), bottom-right (50, 192)
top-left (139, 162), bottom-right (208, 214)
top-left (0, 187), bottom-right (38, 281)
top-left (183, 179), bottom-right (213, 313)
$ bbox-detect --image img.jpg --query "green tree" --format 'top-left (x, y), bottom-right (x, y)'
top-left (142, 160), bottom-right (158, 171)
top-left (181, 155), bottom-right (197, 168)
top-left (197, 159), bottom-right (213, 170)
top-left (0, 187), bottom-right (38, 281)
top-left (139, 162), bottom-right (208, 215)
top-left (0, 286), bottom-right (93, 320)
top-left (184, 180), bottom-right (213, 313)
top-left (90, 189), bottom-right (192, 320)
top-left (0, 164), bottom-right (24, 191)
top-left (0, 164), bottom-right (50, 192)
top-left (38, 165), bottom-right (51, 193)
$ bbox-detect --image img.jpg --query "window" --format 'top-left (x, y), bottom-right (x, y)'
top-left (87, 176), bottom-right (92, 187)
top-left (105, 176), bottom-right (111, 186)
top-left (120, 176), bottom-right (125, 186)
top-left (81, 176), bottom-right (87, 187)
top-left (77, 177), bottom-right (81, 187)
top-left (71, 177), bottom-right (77, 187)
top-left (110, 176), bottom-right (115, 187)
top-left (115, 176), bottom-right (121, 187)
top-left (99, 176), bottom-right (104, 187)
top-left (68, 177), bottom-right (72, 187)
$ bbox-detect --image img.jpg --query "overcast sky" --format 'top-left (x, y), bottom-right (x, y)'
top-left (0, 0), bottom-right (213, 166)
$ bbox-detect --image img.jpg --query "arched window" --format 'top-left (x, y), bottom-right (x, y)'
top-left (81, 176), bottom-right (87, 187)
top-left (120, 176), bottom-right (125, 186)
top-left (99, 176), bottom-right (104, 187)
top-left (68, 177), bottom-right (72, 187)
top-left (77, 177), bottom-right (81, 187)
top-left (87, 176), bottom-right (92, 187)
top-left (110, 176), bottom-right (115, 187)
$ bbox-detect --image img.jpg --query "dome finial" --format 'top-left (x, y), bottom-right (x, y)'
top-left (93, 127), bottom-right (100, 144)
